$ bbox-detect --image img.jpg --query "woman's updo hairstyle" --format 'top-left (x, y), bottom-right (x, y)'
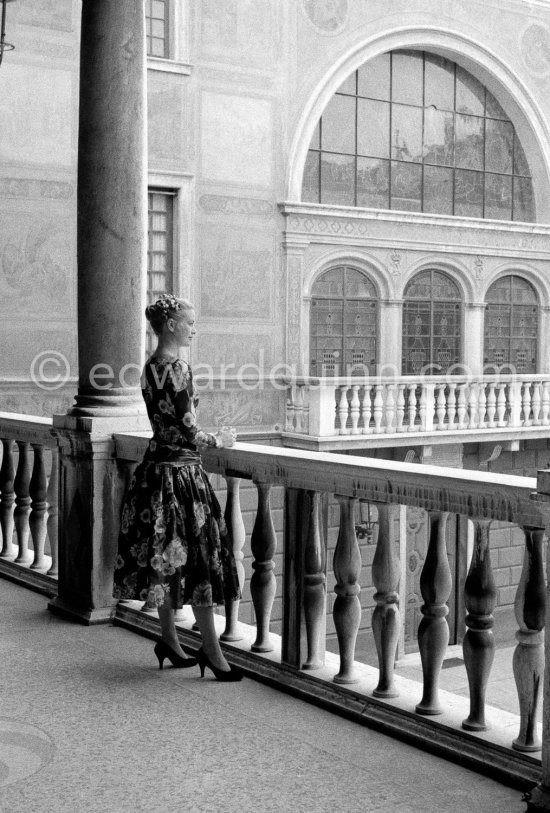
top-left (145, 294), bottom-right (193, 336)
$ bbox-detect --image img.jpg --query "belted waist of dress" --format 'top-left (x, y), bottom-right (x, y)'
top-left (148, 448), bottom-right (202, 467)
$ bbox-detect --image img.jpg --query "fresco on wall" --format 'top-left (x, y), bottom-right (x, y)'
top-left (0, 217), bottom-right (73, 319)
top-left (197, 333), bottom-right (273, 369)
top-left (201, 92), bottom-right (272, 186)
top-left (301, 0), bottom-right (348, 32)
top-left (148, 74), bottom-right (186, 164)
top-left (201, 0), bottom-right (277, 63)
top-left (521, 22), bottom-right (550, 77)
top-left (199, 227), bottom-right (272, 319)
top-left (12, 0), bottom-right (73, 32)
top-left (196, 386), bottom-right (282, 430)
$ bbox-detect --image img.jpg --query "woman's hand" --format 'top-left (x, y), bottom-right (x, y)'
top-left (216, 426), bottom-right (237, 448)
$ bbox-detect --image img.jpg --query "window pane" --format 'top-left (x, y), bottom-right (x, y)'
top-left (391, 104), bottom-right (422, 162)
top-left (455, 114), bottom-right (484, 170)
top-left (391, 161), bottom-right (422, 211)
top-left (357, 98), bottom-right (390, 158)
top-left (423, 107), bottom-right (454, 166)
top-left (151, 38), bottom-right (166, 57)
top-left (486, 92), bottom-right (509, 121)
top-left (358, 53), bottom-right (391, 100)
top-left (345, 268), bottom-right (377, 298)
top-left (423, 165), bottom-right (453, 214)
top-left (391, 51), bottom-right (423, 106)
top-left (456, 66), bottom-right (485, 115)
top-left (425, 54), bottom-right (455, 111)
top-left (514, 138), bottom-right (530, 176)
top-left (310, 121), bottom-right (320, 150)
top-left (513, 177), bottom-right (535, 222)
top-left (485, 119), bottom-right (513, 174)
top-left (152, 0), bottom-right (165, 17)
top-left (357, 157), bottom-right (389, 208)
top-left (312, 270), bottom-right (345, 297)
top-left (338, 73), bottom-right (356, 95)
top-left (321, 153), bottom-right (355, 205)
top-left (152, 19), bottom-right (165, 38)
top-left (302, 151), bottom-right (320, 202)
top-left (321, 95), bottom-right (356, 153)
top-left (513, 277), bottom-right (537, 304)
top-left (484, 173), bottom-right (512, 220)
top-left (151, 232), bottom-right (167, 251)
top-left (455, 169), bottom-right (483, 216)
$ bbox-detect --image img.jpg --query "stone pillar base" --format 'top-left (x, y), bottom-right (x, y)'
top-left (524, 784), bottom-right (550, 811)
top-left (48, 596), bottom-right (116, 626)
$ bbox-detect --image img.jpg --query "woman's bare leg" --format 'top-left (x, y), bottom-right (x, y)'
top-left (192, 606), bottom-right (230, 671)
top-left (158, 604), bottom-right (187, 657)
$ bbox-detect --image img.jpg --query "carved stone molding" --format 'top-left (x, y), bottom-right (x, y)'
top-left (300, 0), bottom-right (348, 33)
top-left (199, 194), bottom-right (274, 217)
top-left (0, 178), bottom-right (74, 200)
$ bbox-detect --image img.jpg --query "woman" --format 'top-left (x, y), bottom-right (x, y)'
top-left (113, 294), bottom-right (243, 681)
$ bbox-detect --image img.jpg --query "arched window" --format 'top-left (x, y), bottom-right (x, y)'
top-left (402, 270), bottom-right (462, 374)
top-left (302, 50), bottom-right (535, 222)
top-left (484, 275), bottom-right (538, 373)
top-left (310, 266), bottom-right (378, 376)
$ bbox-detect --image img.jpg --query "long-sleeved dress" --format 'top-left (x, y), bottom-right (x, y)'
top-left (113, 356), bottom-right (240, 609)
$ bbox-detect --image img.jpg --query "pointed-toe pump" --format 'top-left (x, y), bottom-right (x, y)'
top-left (154, 641), bottom-right (198, 670)
top-left (196, 647), bottom-right (243, 682)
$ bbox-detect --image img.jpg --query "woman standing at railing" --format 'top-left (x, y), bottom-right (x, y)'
top-left (113, 294), bottom-right (243, 681)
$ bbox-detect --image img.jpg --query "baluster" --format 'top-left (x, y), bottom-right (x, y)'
top-left (385, 383), bottom-right (396, 433)
top-left (220, 476), bottom-right (246, 642)
top-left (407, 384), bottom-right (418, 431)
top-left (303, 491), bottom-right (326, 670)
top-left (477, 383), bottom-right (487, 429)
top-left (419, 384), bottom-right (427, 431)
top-left (337, 387), bottom-right (349, 435)
top-left (486, 382), bottom-right (497, 428)
top-left (372, 504), bottom-right (400, 698)
top-left (285, 388), bottom-right (296, 432)
top-left (14, 442), bottom-right (32, 564)
top-left (373, 384), bottom-right (383, 434)
top-left (301, 386), bottom-right (310, 434)
top-left (522, 382), bottom-right (533, 427)
top-left (350, 385), bottom-right (360, 434)
top-left (496, 382), bottom-right (507, 427)
top-left (416, 511), bottom-right (452, 715)
top-left (294, 385), bottom-right (305, 434)
top-left (532, 382), bottom-right (542, 426)
top-left (447, 383), bottom-right (457, 429)
top-left (462, 519), bottom-right (496, 731)
top-left (512, 526), bottom-right (545, 752)
top-left (435, 383), bottom-right (447, 430)
top-left (29, 445), bottom-right (48, 570)
top-left (541, 381), bottom-right (550, 425)
top-left (333, 495), bottom-right (361, 684)
top-left (457, 384), bottom-right (467, 430)
top-left (361, 385), bottom-right (373, 434)
top-left (250, 481), bottom-right (277, 652)
top-left (396, 384), bottom-right (406, 432)
top-left (467, 383), bottom-right (478, 429)
top-left (46, 447), bottom-right (59, 577)
top-left (0, 439), bottom-right (16, 559)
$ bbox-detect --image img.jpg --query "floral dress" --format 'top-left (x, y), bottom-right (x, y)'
top-left (113, 356), bottom-right (241, 609)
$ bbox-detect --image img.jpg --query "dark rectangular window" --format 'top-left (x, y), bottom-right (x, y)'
top-left (146, 0), bottom-right (169, 58)
top-left (147, 189), bottom-right (175, 351)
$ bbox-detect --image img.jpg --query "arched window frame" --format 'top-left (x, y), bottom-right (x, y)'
top-left (309, 265), bottom-right (380, 377)
top-left (402, 269), bottom-right (464, 375)
top-left (483, 274), bottom-right (539, 374)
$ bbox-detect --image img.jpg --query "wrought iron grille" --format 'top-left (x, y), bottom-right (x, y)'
top-left (484, 275), bottom-right (538, 373)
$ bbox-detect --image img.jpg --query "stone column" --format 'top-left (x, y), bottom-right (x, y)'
top-left (284, 240), bottom-right (308, 376)
top-left (49, 0), bottom-right (150, 623)
top-left (464, 303), bottom-right (486, 376)
top-left (378, 300), bottom-right (403, 375)
top-left (72, 0), bottom-right (147, 416)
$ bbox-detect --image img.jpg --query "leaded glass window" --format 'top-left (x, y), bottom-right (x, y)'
top-left (147, 189), bottom-right (175, 352)
top-left (146, 0), bottom-right (169, 58)
top-left (402, 270), bottom-right (462, 374)
top-left (484, 275), bottom-right (538, 373)
top-left (303, 51), bottom-right (535, 222)
top-left (310, 267), bottom-right (378, 376)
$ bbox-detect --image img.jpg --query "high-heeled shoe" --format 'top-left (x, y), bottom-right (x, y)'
top-left (195, 647), bottom-right (243, 682)
top-left (154, 641), bottom-right (198, 670)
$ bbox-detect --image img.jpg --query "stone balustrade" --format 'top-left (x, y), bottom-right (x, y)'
top-left (0, 414), bottom-right (59, 590)
top-left (1, 412), bottom-right (550, 795)
top-left (284, 374), bottom-right (550, 441)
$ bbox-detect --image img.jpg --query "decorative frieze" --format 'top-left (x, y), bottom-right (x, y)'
top-left (199, 195), bottom-right (274, 217)
top-left (0, 178), bottom-right (74, 199)
top-left (300, 0), bottom-right (348, 33)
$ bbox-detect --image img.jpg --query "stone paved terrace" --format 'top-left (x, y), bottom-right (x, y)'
top-left (0, 579), bottom-right (528, 813)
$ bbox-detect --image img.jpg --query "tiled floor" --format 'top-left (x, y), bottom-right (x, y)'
top-left (0, 579), bottom-right (529, 813)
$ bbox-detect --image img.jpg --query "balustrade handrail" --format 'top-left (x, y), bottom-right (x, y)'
top-left (0, 412), bottom-right (56, 447)
top-left (114, 433), bottom-right (545, 526)
top-left (284, 373), bottom-right (550, 387)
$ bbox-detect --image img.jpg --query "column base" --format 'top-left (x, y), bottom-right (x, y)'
top-left (48, 596), bottom-right (116, 625)
top-left (524, 785), bottom-right (550, 812)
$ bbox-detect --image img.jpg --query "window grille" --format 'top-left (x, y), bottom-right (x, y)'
top-left (147, 189), bottom-right (175, 354)
top-left (484, 275), bottom-right (538, 373)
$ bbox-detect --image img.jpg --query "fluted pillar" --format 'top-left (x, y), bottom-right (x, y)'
top-left (71, 0), bottom-right (147, 416)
